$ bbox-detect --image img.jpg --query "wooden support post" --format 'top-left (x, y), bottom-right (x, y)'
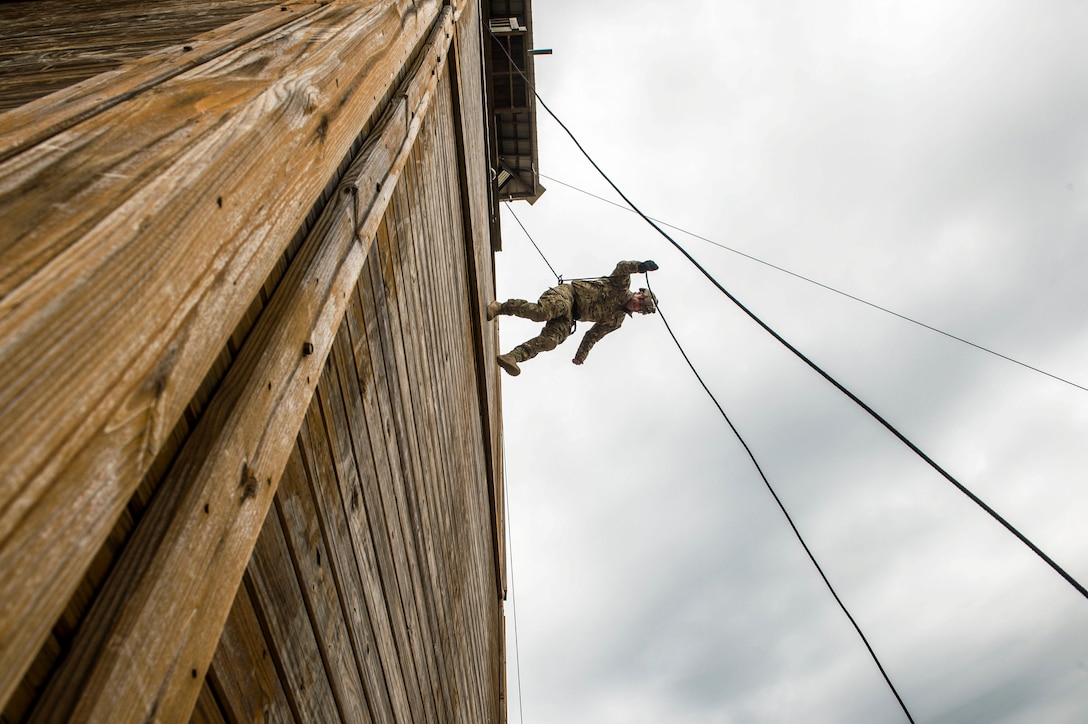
top-left (0, 0), bottom-right (445, 709)
top-left (26, 8), bottom-right (456, 722)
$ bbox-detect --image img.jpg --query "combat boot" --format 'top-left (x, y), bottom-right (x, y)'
top-left (486, 301), bottom-right (502, 321)
top-left (496, 353), bottom-right (520, 376)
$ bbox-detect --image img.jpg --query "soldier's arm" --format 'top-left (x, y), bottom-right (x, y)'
top-left (608, 260), bottom-right (657, 285)
top-left (573, 321), bottom-right (620, 364)
top-left (609, 260), bottom-right (642, 281)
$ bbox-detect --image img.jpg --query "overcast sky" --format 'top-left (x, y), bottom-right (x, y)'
top-left (494, 2), bottom-right (1088, 722)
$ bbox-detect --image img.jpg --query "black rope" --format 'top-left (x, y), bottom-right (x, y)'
top-left (503, 202), bottom-right (623, 284)
top-left (541, 173), bottom-right (1088, 395)
top-left (646, 277), bottom-right (915, 724)
top-left (505, 202), bottom-right (562, 283)
top-left (491, 33), bottom-right (1088, 605)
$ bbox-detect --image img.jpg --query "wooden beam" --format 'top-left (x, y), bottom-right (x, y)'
top-left (0, 0), bottom-right (445, 709)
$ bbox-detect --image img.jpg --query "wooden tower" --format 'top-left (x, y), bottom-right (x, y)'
top-left (0, 0), bottom-right (521, 721)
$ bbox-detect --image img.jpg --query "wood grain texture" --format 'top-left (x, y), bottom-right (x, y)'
top-left (17, 8), bottom-right (456, 721)
top-left (190, 681), bottom-right (228, 724)
top-left (246, 509), bottom-right (342, 723)
top-left (272, 435), bottom-right (371, 724)
top-left (371, 218), bottom-right (443, 724)
top-left (450, 0), bottom-right (506, 604)
top-left (0, 1), bottom-right (296, 152)
top-left (326, 351), bottom-right (418, 724)
top-left (447, 4), bottom-right (508, 715)
top-left (0, 0), bottom-right (284, 116)
top-left (207, 581), bottom-right (293, 724)
top-left (295, 376), bottom-right (401, 724)
top-left (0, 0), bottom-right (446, 712)
top-left (341, 61), bottom-right (499, 723)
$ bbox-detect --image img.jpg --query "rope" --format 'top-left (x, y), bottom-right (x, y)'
top-left (503, 202), bottom-right (627, 284)
top-left (491, 32), bottom-right (1088, 606)
top-left (646, 277), bottom-right (915, 724)
top-left (505, 202), bottom-right (562, 283)
top-left (541, 173), bottom-right (1088, 395)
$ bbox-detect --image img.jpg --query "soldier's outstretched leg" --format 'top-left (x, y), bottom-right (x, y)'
top-left (497, 317), bottom-right (572, 376)
top-left (488, 285), bottom-right (573, 322)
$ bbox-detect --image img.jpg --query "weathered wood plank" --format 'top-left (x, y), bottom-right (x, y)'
top-left (383, 160), bottom-right (453, 724)
top-left (338, 233), bottom-right (430, 724)
top-left (283, 18), bottom-right (501, 718)
top-left (0, 0), bottom-right (290, 122)
top-left (437, 188), bottom-right (494, 724)
top-left (306, 351), bottom-right (411, 724)
top-left (452, 10), bottom-right (510, 713)
top-left (347, 266), bottom-right (419, 724)
top-left (273, 431), bottom-right (372, 724)
top-left (207, 579), bottom-right (293, 724)
top-left (246, 510), bottom-right (340, 723)
top-left (360, 236), bottom-right (452, 722)
top-left (419, 148), bottom-right (479, 724)
top-left (339, 297), bottom-right (427, 724)
top-left (311, 351), bottom-right (400, 724)
top-left (355, 9), bottom-right (504, 718)
top-left (448, 0), bottom-right (506, 626)
top-left (400, 99), bottom-right (500, 718)
top-left (0, 632), bottom-right (60, 723)
top-left (452, 0), bottom-right (506, 677)
top-left (189, 680), bottom-right (227, 724)
top-left (322, 23), bottom-right (469, 721)
top-left (415, 95), bottom-right (480, 688)
top-left (426, 78), bottom-right (501, 722)
top-left (396, 105), bottom-right (463, 724)
top-left (387, 123), bottom-right (492, 722)
top-left (0, 0), bottom-right (448, 709)
top-left (18, 9), bottom-right (457, 719)
top-left (406, 228), bottom-right (464, 724)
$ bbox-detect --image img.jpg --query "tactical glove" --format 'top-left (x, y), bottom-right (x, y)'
top-left (638, 260), bottom-right (659, 273)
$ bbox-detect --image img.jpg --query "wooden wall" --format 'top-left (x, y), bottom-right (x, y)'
top-left (205, 65), bottom-right (503, 722)
top-left (0, 0), bottom-right (505, 721)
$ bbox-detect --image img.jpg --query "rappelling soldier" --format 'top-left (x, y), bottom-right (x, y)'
top-left (486, 260), bottom-right (659, 376)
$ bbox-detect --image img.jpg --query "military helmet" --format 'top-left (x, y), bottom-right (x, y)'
top-left (638, 288), bottom-right (658, 314)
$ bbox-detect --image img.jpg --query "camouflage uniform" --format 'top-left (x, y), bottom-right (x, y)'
top-left (494, 260), bottom-right (645, 364)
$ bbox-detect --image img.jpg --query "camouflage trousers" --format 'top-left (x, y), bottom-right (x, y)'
top-left (496, 284), bottom-right (575, 363)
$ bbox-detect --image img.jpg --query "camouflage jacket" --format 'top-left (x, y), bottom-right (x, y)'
top-left (570, 260), bottom-right (641, 361)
